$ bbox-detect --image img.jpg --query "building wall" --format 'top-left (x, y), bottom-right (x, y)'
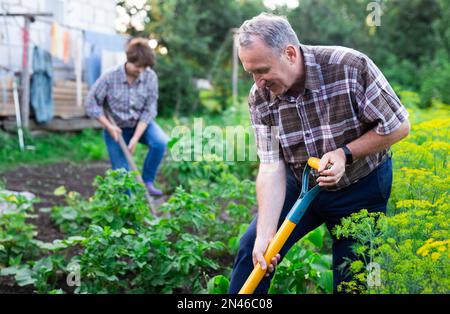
top-left (0, 0), bottom-right (117, 71)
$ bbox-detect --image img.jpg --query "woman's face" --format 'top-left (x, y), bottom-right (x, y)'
top-left (126, 62), bottom-right (147, 78)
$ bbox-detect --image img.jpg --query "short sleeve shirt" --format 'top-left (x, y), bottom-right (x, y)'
top-left (249, 44), bottom-right (409, 190)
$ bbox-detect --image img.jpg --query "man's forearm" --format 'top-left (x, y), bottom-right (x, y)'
top-left (346, 120), bottom-right (410, 160)
top-left (255, 162), bottom-right (287, 240)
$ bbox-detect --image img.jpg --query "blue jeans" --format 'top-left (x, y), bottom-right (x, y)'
top-left (228, 156), bottom-right (393, 294)
top-left (103, 121), bottom-right (169, 184)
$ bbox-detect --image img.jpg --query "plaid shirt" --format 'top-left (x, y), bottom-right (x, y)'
top-left (85, 64), bottom-right (158, 128)
top-left (249, 44), bottom-right (409, 190)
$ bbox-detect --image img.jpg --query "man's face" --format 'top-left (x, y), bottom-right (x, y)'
top-left (126, 62), bottom-right (147, 78)
top-left (239, 37), bottom-right (297, 96)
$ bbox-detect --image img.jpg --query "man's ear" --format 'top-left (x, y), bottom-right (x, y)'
top-left (285, 45), bottom-right (298, 63)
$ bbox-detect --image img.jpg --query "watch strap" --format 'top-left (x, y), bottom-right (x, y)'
top-left (341, 145), bottom-right (353, 165)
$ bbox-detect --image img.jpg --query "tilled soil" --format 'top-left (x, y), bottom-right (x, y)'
top-left (0, 161), bottom-right (168, 294)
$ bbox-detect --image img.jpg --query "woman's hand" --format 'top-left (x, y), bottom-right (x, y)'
top-left (107, 125), bottom-right (122, 143)
top-left (128, 137), bottom-right (139, 154)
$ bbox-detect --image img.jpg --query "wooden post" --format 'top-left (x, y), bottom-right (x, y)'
top-left (4, 13), bottom-right (53, 128)
top-left (231, 28), bottom-right (239, 110)
top-left (20, 16), bottom-right (31, 129)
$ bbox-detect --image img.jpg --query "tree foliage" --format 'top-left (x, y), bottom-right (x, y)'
top-left (117, 0), bottom-right (450, 114)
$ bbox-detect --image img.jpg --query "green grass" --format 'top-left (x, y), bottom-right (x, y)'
top-left (0, 98), bottom-right (251, 173)
top-left (0, 128), bottom-right (108, 172)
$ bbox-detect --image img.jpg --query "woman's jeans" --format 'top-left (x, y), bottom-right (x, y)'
top-left (228, 156), bottom-right (393, 294)
top-left (103, 121), bottom-right (169, 184)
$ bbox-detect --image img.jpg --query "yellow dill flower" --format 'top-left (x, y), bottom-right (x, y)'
top-left (430, 241), bottom-right (446, 248)
top-left (417, 246), bottom-right (425, 256)
top-left (423, 141), bottom-right (450, 154)
top-left (396, 200), bottom-right (434, 210)
top-left (431, 252), bottom-right (441, 261)
top-left (417, 248), bottom-right (429, 257)
top-left (5, 195), bottom-right (18, 203)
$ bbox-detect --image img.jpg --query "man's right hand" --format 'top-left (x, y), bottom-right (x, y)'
top-left (252, 161), bottom-right (286, 278)
top-left (252, 236), bottom-right (281, 277)
top-left (107, 125), bottom-right (122, 143)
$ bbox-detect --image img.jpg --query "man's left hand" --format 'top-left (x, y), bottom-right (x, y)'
top-left (316, 149), bottom-right (347, 187)
top-left (128, 137), bottom-right (139, 155)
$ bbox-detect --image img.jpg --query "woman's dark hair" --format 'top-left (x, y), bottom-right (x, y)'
top-left (126, 37), bottom-right (155, 68)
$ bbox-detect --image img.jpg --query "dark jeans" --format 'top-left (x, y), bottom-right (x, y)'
top-left (103, 121), bottom-right (169, 184)
top-left (228, 156), bottom-right (393, 294)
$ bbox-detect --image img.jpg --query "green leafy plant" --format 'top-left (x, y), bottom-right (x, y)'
top-left (0, 236), bottom-right (84, 293)
top-left (270, 225), bottom-right (333, 294)
top-left (0, 193), bottom-right (39, 266)
top-left (74, 222), bottom-right (225, 293)
top-left (206, 275), bottom-right (230, 294)
top-left (50, 169), bottom-right (153, 235)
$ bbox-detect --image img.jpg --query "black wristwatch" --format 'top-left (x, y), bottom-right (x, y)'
top-left (341, 145), bottom-right (353, 165)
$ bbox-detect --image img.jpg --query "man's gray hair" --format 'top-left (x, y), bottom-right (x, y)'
top-left (237, 13), bottom-right (300, 55)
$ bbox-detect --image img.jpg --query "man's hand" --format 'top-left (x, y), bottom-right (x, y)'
top-left (252, 236), bottom-right (281, 277)
top-left (107, 125), bottom-right (122, 143)
top-left (128, 137), bottom-right (139, 154)
top-left (316, 149), bottom-right (347, 187)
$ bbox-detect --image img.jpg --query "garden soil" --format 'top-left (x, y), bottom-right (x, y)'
top-left (0, 161), bottom-right (168, 293)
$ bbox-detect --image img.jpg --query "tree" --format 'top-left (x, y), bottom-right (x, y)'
top-left (117, 0), bottom-right (263, 116)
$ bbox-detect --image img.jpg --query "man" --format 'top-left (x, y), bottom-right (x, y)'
top-left (85, 38), bottom-right (168, 196)
top-left (228, 13), bottom-right (410, 293)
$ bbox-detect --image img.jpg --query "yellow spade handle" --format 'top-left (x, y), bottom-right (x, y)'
top-left (308, 157), bottom-right (333, 170)
top-left (307, 157), bottom-right (321, 170)
top-left (239, 219), bottom-right (297, 294)
top-left (238, 157), bottom-right (324, 294)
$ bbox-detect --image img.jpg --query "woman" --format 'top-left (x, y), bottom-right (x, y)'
top-left (85, 38), bottom-right (168, 196)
